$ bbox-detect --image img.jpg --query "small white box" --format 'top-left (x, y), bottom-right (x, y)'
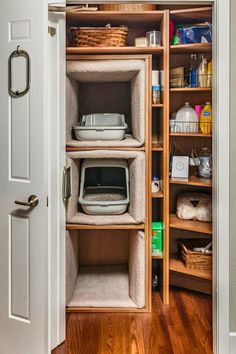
top-left (171, 156), bottom-right (189, 181)
top-left (152, 70), bottom-right (160, 86)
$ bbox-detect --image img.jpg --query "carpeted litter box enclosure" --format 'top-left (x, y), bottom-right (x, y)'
top-left (66, 229), bottom-right (145, 308)
top-left (66, 150), bottom-right (145, 225)
top-left (66, 59), bottom-right (146, 147)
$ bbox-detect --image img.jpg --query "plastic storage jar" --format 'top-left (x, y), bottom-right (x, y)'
top-left (146, 31), bottom-right (161, 47)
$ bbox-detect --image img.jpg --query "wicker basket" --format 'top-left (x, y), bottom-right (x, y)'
top-left (177, 238), bottom-right (212, 271)
top-left (71, 26), bottom-right (128, 47)
top-left (99, 4), bottom-right (157, 11)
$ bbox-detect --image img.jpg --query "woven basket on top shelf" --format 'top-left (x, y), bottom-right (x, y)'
top-left (99, 4), bottom-right (157, 11)
top-left (177, 238), bottom-right (212, 271)
top-left (71, 26), bottom-right (128, 47)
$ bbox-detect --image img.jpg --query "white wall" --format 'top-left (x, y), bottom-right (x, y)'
top-left (230, 0), bottom-right (236, 333)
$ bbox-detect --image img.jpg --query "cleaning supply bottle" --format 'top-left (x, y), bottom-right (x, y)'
top-left (189, 54), bottom-right (198, 87)
top-left (207, 60), bottom-right (212, 88)
top-left (200, 102), bottom-right (212, 134)
top-left (198, 55), bottom-right (208, 87)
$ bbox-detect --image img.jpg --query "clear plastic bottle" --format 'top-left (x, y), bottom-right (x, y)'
top-left (198, 55), bottom-right (208, 87)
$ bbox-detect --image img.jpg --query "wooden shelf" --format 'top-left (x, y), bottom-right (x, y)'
top-left (67, 46), bottom-right (164, 55)
top-left (152, 191), bottom-right (164, 199)
top-left (170, 175), bottom-right (212, 187)
top-left (152, 143), bottom-right (163, 151)
top-left (170, 87), bottom-right (212, 92)
top-left (169, 214), bottom-right (212, 235)
top-left (170, 6), bottom-right (212, 24)
top-left (170, 132), bottom-right (212, 138)
top-left (170, 42), bottom-right (212, 54)
top-left (170, 256), bottom-right (212, 281)
top-left (66, 146), bottom-right (145, 152)
top-left (66, 224), bottom-right (145, 230)
top-left (152, 103), bottom-right (164, 108)
top-left (67, 10), bottom-right (165, 27)
top-left (152, 254), bottom-right (163, 260)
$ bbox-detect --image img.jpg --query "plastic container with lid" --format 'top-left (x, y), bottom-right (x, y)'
top-left (152, 222), bottom-right (163, 256)
top-left (175, 102), bottom-right (199, 133)
top-left (73, 113), bottom-right (128, 141)
top-left (146, 31), bottom-right (161, 47)
top-left (78, 159), bottom-right (130, 215)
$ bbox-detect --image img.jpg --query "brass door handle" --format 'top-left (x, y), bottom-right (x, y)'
top-left (15, 195), bottom-right (39, 208)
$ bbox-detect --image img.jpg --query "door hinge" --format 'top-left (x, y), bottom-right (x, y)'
top-left (48, 26), bottom-right (56, 37)
top-left (47, 196), bottom-right (48, 207)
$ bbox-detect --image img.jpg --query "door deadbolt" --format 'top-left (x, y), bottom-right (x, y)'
top-left (15, 195), bottom-right (39, 208)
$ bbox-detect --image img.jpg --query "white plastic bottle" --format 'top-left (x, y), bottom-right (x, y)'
top-left (175, 102), bottom-right (198, 133)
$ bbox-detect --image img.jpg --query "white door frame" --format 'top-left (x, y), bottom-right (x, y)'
top-left (52, 1), bottom-right (230, 353)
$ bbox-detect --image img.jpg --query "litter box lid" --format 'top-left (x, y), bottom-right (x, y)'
top-left (81, 158), bottom-right (128, 170)
top-left (73, 113), bottom-right (127, 130)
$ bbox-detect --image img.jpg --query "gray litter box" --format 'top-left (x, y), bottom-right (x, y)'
top-left (78, 159), bottom-right (129, 215)
top-left (73, 113), bottom-right (127, 141)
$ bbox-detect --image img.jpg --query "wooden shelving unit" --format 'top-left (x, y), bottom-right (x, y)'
top-left (65, 5), bottom-right (213, 311)
top-left (168, 6), bottom-right (213, 295)
top-left (169, 214), bottom-right (212, 234)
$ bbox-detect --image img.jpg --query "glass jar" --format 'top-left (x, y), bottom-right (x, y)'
top-left (198, 147), bottom-right (212, 178)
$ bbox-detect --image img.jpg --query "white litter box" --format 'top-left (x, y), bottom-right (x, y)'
top-left (78, 159), bottom-right (129, 215)
top-left (73, 113), bottom-right (127, 141)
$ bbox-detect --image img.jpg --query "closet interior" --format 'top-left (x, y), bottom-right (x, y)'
top-left (64, 4), bottom-right (213, 311)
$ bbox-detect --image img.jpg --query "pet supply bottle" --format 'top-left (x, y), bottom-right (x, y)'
top-left (200, 102), bottom-right (212, 134)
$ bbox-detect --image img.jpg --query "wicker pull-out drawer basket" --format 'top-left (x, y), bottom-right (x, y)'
top-left (71, 26), bottom-right (128, 47)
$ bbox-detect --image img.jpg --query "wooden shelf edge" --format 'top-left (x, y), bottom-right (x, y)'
top-left (170, 42), bottom-right (212, 53)
top-left (152, 254), bottom-right (163, 259)
top-left (170, 133), bottom-right (212, 138)
top-left (170, 6), bottom-right (212, 15)
top-left (152, 143), bottom-right (163, 151)
top-left (66, 306), bottom-right (150, 313)
top-left (66, 146), bottom-right (145, 151)
top-left (152, 103), bottom-right (164, 107)
top-left (169, 214), bottom-right (212, 235)
top-left (169, 256), bottom-right (212, 280)
top-left (66, 46), bottom-right (164, 55)
top-left (152, 191), bottom-right (164, 198)
top-left (170, 87), bottom-right (212, 92)
top-left (170, 175), bottom-right (212, 187)
top-left (66, 224), bottom-right (145, 230)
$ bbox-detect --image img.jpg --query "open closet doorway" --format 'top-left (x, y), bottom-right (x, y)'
top-left (49, 1), bottom-right (230, 353)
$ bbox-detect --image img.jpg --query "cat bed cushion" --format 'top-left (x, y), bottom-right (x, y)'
top-left (176, 192), bottom-right (212, 222)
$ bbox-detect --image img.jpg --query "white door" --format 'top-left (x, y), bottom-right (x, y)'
top-left (0, 1), bottom-right (60, 353)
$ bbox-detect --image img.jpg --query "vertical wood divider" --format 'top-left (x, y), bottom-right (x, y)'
top-left (147, 54), bottom-right (152, 311)
top-left (163, 10), bottom-right (170, 304)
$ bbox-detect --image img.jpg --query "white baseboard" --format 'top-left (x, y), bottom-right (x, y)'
top-left (230, 332), bottom-right (236, 354)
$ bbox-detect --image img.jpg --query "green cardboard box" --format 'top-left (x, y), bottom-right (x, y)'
top-left (152, 222), bottom-right (163, 256)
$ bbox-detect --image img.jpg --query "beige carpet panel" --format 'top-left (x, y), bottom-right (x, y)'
top-left (66, 150), bottom-right (145, 225)
top-left (66, 59), bottom-right (146, 147)
top-left (66, 230), bottom-right (145, 308)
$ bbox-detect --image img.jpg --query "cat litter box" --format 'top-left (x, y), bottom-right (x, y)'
top-left (78, 159), bottom-right (129, 215)
top-left (73, 113), bottom-right (128, 141)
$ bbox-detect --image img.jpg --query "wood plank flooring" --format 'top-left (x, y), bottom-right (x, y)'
top-left (52, 287), bottom-right (213, 354)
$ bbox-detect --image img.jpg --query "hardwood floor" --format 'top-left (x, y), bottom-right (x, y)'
top-left (52, 287), bottom-right (213, 354)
